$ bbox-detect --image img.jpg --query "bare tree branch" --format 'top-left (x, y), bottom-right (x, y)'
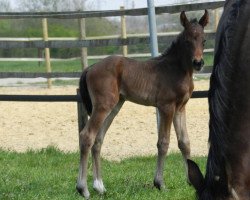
top-left (0, 0), bottom-right (11, 12)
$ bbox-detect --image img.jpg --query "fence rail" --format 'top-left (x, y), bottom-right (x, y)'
top-left (0, 72), bottom-right (81, 78)
top-left (0, 1), bottom-right (224, 19)
top-left (0, 91), bottom-right (209, 102)
top-left (0, 32), bottom-right (216, 49)
top-left (0, 94), bottom-right (79, 102)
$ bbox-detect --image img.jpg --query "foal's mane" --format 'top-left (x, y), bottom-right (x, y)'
top-left (160, 18), bottom-right (199, 57)
top-left (204, 0), bottom-right (249, 197)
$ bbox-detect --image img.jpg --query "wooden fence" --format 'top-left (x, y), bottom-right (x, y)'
top-left (0, 1), bottom-right (225, 131)
top-left (0, 31), bottom-right (217, 49)
top-left (0, 1), bottom-right (224, 80)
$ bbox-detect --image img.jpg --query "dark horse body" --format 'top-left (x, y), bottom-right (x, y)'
top-left (77, 11), bottom-right (209, 199)
top-left (188, 0), bottom-right (250, 199)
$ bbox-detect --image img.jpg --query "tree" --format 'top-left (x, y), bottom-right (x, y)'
top-left (0, 0), bottom-right (11, 12)
top-left (17, 0), bottom-right (88, 12)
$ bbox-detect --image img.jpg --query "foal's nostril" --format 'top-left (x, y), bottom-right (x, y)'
top-left (193, 60), bottom-right (200, 66)
top-left (193, 59), bottom-right (204, 67)
top-left (193, 59), bottom-right (204, 71)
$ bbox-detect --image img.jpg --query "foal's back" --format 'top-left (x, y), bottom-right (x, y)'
top-left (87, 55), bottom-right (193, 107)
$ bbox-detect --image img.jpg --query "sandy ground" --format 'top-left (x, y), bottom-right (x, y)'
top-left (0, 80), bottom-right (209, 161)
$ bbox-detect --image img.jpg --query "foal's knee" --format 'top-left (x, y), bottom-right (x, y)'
top-left (79, 130), bottom-right (96, 152)
top-left (157, 139), bottom-right (169, 155)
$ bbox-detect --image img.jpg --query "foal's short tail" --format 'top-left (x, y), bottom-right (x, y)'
top-left (79, 70), bottom-right (92, 115)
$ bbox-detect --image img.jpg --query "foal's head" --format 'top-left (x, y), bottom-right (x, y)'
top-left (180, 10), bottom-right (209, 71)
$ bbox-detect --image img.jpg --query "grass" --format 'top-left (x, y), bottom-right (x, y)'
top-left (0, 54), bottom-right (214, 73)
top-left (0, 147), bottom-right (207, 200)
top-left (0, 59), bottom-right (97, 73)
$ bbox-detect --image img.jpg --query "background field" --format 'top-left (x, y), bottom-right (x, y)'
top-left (0, 52), bottom-right (214, 74)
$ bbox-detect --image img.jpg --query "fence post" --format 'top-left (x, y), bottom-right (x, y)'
top-left (77, 89), bottom-right (88, 134)
top-left (214, 9), bottom-right (219, 31)
top-left (42, 18), bottom-right (52, 88)
top-left (78, 18), bottom-right (88, 70)
top-left (120, 6), bottom-right (128, 57)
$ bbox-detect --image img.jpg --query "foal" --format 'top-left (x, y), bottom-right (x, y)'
top-left (77, 10), bottom-right (209, 199)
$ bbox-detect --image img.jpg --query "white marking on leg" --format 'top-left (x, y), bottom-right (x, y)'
top-left (231, 188), bottom-right (240, 200)
top-left (93, 179), bottom-right (106, 194)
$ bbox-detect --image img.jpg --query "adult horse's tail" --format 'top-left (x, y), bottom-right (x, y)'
top-left (79, 70), bottom-right (92, 115)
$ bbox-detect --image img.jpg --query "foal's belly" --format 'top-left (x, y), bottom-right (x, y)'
top-left (120, 89), bottom-right (157, 107)
top-left (120, 88), bottom-right (191, 108)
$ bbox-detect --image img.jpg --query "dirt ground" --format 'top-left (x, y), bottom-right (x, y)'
top-left (0, 80), bottom-right (209, 161)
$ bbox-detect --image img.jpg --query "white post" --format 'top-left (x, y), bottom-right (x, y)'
top-left (42, 18), bottom-right (52, 88)
top-left (120, 6), bottom-right (128, 57)
top-left (147, 0), bottom-right (160, 130)
top-left (79, 18), bottom-right (88, 70)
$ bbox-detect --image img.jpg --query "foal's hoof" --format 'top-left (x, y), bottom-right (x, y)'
top-left (76, 185), bottom-right (90, 199)
top-left (153, 179), bottom-right (165, 190)
top-left (93, 179), bottom-right (106, 194)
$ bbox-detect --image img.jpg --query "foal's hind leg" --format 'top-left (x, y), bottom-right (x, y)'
top-left (76, 108), bottom-right (111, 199)
top-left (154, 105), bottom-right (175, 190)
top-left (92, 99), bottom-right (124, 194)
top-left (173, 107), bottom-right (190, 182)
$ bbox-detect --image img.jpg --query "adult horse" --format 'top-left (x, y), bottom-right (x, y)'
top-left (188, 0), bottom-right (250, 199)
top-left (77, 10), bottom-right (209, 199)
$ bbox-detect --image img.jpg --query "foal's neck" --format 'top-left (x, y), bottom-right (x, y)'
top-left (160, 33), bottom-right (193, 74)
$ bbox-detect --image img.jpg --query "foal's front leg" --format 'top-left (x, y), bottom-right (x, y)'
top-left (154, 105), bottom-right (175, 190)
top-left (173, 108), bottom-right (191, 182)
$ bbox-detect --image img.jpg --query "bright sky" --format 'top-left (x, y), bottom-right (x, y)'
top-left (88, 0), bottom-right (184, 10)
top-left (9, 0), bottom-right (221, 11)
top-left (88, 0), bottom-right (219, 10)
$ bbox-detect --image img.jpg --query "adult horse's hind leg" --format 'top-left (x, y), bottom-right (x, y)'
top-left (76, 107), bottom-right (113, 199)
top-left (91, 99), bottom-right (125, 194)
top-left (173, 107), bottom-right (190, 182)
top-left (154, 105), bottom-right (175, 190)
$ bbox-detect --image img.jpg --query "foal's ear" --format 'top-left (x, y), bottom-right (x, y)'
top-left (199, 9), bottom-right (209, 27)
top-left (180, 11), bottom-right (190, 28)
top-left (187, 159), bottom-right (205, 192)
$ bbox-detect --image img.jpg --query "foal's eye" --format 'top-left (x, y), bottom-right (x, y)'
top-left (202, 40), bottom-right (206, 46)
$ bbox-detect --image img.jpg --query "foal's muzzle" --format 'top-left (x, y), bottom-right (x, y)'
top-left (192, 59), bottom-right (204, 71)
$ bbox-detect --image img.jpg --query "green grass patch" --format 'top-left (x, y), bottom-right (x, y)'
top-left (0, 59), bottom-right (98, 73)
top-left (0, 147), bottom-right (206, 200)
top-left (0, 54), bottom-right (214, 73)
top-left (204, 53), bottom-right (214, 66)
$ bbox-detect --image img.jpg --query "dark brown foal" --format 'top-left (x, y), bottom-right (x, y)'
top-left (77, 10), bottom-right (209, 199)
